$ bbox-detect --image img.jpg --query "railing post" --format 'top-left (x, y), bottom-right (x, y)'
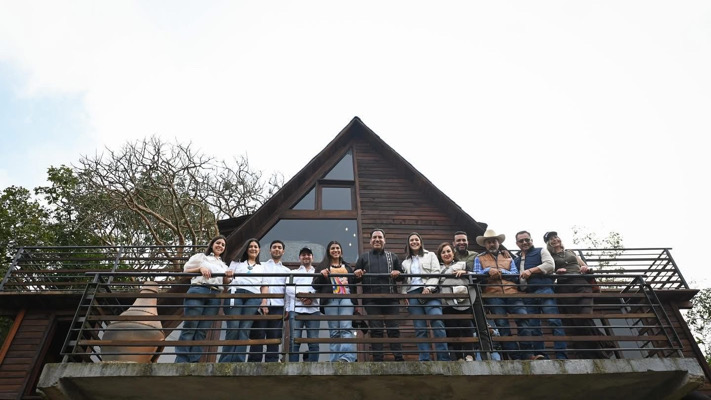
top-left (0, 247), bottom-right (24, 291)
top-left (107, 246), bottom-right (124, 287)
top-left (663, 249), bottom-right (688, 289)
top-left (284, 273), bottom-right (294, 362)
top-left (469, 276), bottom-right (492, 359)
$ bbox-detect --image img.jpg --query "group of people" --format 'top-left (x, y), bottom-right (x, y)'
top-left (175, 227), bottom-right (605, 363)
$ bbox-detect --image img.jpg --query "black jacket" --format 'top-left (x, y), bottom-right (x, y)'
top-left (354, 249), bottom-right (404, 294)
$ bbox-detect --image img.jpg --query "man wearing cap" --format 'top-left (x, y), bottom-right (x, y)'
top-left (248, 240), bottom-right (290, 363)
top-left (514, 231), bottom-right (567, 359)
top-left (473, 229), bottom-right (535, 360)
top-left (354, 228), bottom-right (405, 361)
top-left (453, 231), bottom-right (477, 270)
top-left (286, 247), bottom-right (321, 362)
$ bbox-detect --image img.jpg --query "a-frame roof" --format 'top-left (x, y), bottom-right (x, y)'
top-left (223, 117), bottom-right (487, 262)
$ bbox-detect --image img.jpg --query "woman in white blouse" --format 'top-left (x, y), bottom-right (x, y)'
top-left (176, 235), bottom-right (233, 363)
top-left (401, 233), bottom-right (451, 361)
top-left (219, 238), bottom-right (269, 363)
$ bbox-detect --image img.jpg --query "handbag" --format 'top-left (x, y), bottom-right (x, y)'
top-left (352, 310), bottom-right (369, 335)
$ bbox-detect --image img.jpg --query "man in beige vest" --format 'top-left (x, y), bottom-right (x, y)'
top-left (473, 229), bottom-right (536, 360)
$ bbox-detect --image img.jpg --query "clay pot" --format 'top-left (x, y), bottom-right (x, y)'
top-left (101, 281), bottom-right (165, 362)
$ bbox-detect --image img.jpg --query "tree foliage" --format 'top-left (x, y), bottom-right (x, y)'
top-left (571, 225), bottom-right (624, 269)
top-left (687, 288), bottom-right (711, 365)
top-left (74, 136), bottom-right (281, 247)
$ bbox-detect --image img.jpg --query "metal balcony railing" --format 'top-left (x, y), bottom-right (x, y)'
top-left (58, 271), bottom-right (683, 363)
top-left (0, 247), bottom-right (690, 293)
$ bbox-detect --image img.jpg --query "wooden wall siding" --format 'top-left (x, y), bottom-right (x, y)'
top-left (0, 310), bottom-right (51, 399)
top-left (663, 302), bottom-right (711, 393)
top-left (354, 139), bottom-right (474, 254)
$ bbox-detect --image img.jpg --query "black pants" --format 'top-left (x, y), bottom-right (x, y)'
top-left (556, 278), bottom-right (608, 358)
top-left (363, 298), bottom-right (403, 361)
top-left (443, 306), bottom-right (475, 360)
top-left (247, 306), bottom-right (284, 362)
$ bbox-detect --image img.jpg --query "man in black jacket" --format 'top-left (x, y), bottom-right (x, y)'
top-left (354, 229), bottom-right (405, 361)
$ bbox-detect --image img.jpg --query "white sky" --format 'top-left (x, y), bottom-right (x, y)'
top-left (1, 1), bottom-right (709, 287)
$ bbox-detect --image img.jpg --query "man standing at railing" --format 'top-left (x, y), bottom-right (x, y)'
top-left (286, 247), bottom-right (320, 362)
top-left (354, 228), bottom-right (405, 362)
top-left (473, 229), bottom-right (535, 360)
top-left (248, 240), bottom-right (290, 363)
top-left (453, 231), bottom-right (478, 270)
top-left (514, 230), bottom-right (567, 360)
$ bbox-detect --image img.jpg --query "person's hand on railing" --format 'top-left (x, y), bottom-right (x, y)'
top-left (200, 266), bottom-right (211, 279)
top-left (487, 268), bottom-right (501, 279)
top-left (320, 269), bottom-right (330, 278)
top-left (557, 268), bottom-right (567, 274)
top-left (520, 269), bottom-right (532, 280)
top-left (390, 270), bottom-right (400, 279)
top-left (580, 265), bottom-right (590, 274)
top-left (454, 270), bottom-right (467, 278)
top-left (354, 269), bottom-right (364, 279)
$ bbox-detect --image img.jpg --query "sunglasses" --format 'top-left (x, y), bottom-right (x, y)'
top-left (516, 238), bottom-right (532, 244)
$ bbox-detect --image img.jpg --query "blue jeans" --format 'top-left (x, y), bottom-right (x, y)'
top-left (219, 289), bottom-right (261, 363)
top-left (248, 306), bottom-right (284, 362)
top-left (524, 286), bottom-right (567, 359)
top-left (407, 290), bottom-right (450, 361)
top-left (176, 285), bottom-right (222, 363)
top-left (289, 311), bottom-right (321, 362)
top-left (324, 298), bottom-right (356, 362)
top-left (485, 296), bottom-right (532, 359)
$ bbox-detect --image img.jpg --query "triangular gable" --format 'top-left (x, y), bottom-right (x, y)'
top-left (223, 117), bottom-right (487, 263)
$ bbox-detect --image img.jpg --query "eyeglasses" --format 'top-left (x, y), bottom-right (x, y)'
top-left (516, 238), bottom-right (532, 244)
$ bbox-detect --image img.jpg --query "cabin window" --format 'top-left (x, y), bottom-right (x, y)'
top-left (259, 219), bottom-right (358, 264)
top-left (323, 150), bottom-right (354, 181)
top-left (321, 187), bottom-right (353, 210)
top-left (292, 188), bottom-right (316, 210)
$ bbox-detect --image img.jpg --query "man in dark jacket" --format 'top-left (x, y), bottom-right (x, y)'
top-left (354, 229), bottom-right (405, 361)
top-left (514, 230), bottom-right (567, 360)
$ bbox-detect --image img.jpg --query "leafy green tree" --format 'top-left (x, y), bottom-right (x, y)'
top-left (0, 186), bottom-right (52, 268)
top-left (686, 288), bottom-right (711, 365)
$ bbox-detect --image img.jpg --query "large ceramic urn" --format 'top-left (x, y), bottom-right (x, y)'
top-left (101, 281), bottom-right (165, 362)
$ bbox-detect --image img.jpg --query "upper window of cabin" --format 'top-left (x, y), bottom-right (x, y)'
top-left (290, 150), bottom-right (355, 211)
top-left (323, 151), bottom-right (354, 181)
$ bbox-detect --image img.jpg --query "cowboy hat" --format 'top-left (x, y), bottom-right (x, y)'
top-left (475, 229), bottom-right (506, 246)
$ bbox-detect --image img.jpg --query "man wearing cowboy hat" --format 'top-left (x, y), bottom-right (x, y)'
top-left (473, 229), bottom-right (535, 360)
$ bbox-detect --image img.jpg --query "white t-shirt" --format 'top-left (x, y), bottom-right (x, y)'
top-left (184, 253), bottom-right (228, 287)
top-left (228, 260), bottom-right (266, 294)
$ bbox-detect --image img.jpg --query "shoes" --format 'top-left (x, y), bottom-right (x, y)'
top-left (465, 355), bottom-right (474, 361)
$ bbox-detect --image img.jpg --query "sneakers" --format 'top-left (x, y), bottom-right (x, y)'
top-left (465, 355), bottom-right (474, 361)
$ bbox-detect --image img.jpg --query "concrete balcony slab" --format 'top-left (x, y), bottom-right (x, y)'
top-left (38, 358), bottom-right (704, 400)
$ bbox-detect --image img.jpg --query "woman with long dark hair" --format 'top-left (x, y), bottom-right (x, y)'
top-left (176, 235), bottom-right (233, 363)
top-left (219, 238), bottom-right (268, 363)
top-left (401, 233), bottom-right (450, 361)
top-left (312, 241), bottom-right (358, 362)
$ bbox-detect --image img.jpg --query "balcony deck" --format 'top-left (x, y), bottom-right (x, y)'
top-left (1, 246), bottom-right (709, 400)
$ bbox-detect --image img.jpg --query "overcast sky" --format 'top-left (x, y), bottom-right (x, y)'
top-left (1, 1), bottom-right (709, 287)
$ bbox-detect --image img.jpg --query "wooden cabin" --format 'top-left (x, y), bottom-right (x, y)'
top-left (0, 117), bottom-right (709, 400)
